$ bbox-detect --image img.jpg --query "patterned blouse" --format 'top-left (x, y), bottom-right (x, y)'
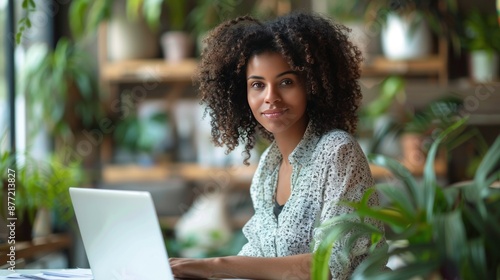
top-left (238, 123), bottom-right (381, 279)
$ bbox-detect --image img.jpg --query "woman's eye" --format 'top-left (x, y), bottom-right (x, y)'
top-left (280, 79), bottom-right (293, 86)
top-left (250, 82), bottom-right (264, 89)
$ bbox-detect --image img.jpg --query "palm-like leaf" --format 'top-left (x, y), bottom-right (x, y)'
top-left (312, 118), bottom-right (500, 279)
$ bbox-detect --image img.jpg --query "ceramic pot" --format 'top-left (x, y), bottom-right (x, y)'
top-left (107, 1), bottom-right (159, 61)
top-left (381, 13), bottom-right (432, 60)
top-left (161, 31), bottom-right (194, 63)
top-left (469, 50), bottom-right (499, 83)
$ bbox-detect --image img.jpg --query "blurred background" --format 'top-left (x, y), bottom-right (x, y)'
top-left (0, 0), bottom-right (499, 270)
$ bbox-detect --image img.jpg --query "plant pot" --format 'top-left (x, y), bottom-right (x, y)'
top-left (160, 31), bottom-right (194, 63)
top-left (107, 1), bottom-right (159, 61)
top-left (32, 208), bottom-right (52, 238)
top-left (469, 50), bottom-right (499, 83)
top-left (400, 133), bottom-right (447, 176)
top-left (381, 13), bottom-right (432, 60)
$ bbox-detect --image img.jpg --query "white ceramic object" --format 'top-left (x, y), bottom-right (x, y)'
top-left (161, 31), bottom-right (194, 63)
top-left (470, 50), bottom-right (499, 83)
top-left (381, 13), bottom-right (432, 60)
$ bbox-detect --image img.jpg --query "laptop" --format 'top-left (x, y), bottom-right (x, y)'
top-left (69, 187), bottom-right (174, 280)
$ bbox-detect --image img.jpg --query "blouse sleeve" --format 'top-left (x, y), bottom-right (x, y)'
top-left (312, 136), bottom-right (379, 279)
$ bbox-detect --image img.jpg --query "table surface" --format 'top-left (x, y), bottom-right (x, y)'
top-left (0, 269), bottom-right (249, 279)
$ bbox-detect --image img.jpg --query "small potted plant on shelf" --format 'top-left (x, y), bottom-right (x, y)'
top-left (312, 118), bottom-right (500, 279)
top-left (366, 0), bottom-right (461, 60)
top-left (397, 95), bottom-right (464, 175)
top-left (112, 111), bottom-right (170, 165)
top-left (463, 9), bottom-right (500, 83)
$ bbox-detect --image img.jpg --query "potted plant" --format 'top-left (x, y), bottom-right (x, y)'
top-left (112, 111), bottom-right (170, 165)
top-left (366, 0), bottom-right (461, 60)
top-left (69, 0), bottom-right (195, 62)
top-left (1, 150), bottom-right (83, 241)
top-left (463, 9), bottom-right (500, 83)
top-left (397, 96), bottom-right (464, 175)
top-left (158, 0), bottom-right (194, 62)
top-left (22, 38), bottom-right (102, 145)
top-left (312, 118), bottom-right (500, 279)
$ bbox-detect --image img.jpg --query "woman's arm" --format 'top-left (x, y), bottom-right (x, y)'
top-left (170, 253), bottom-right (311, 279)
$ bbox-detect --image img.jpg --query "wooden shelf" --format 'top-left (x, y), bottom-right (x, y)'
top-left (101, 59), bottom-right (198, 84)
top-left (362, 55), bottom-right (443, 75)
top-left (361, 54), bottom-right (447, 85)
top-left (102, 161), bottom-right (445, 186)
top-left (102, 163), bottom-right (257, 190)
top-left (100, 56), bottom-right (447, 85)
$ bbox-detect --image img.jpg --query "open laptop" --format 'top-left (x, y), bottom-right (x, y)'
top-left (69, 187), bottom-right (174, 280)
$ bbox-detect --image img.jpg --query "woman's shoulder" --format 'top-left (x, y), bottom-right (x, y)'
top-left (318, 128), bottom-right (359, 148)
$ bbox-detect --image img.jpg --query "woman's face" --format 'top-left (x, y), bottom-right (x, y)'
top-left (246, 52), bottom-right (308, 139)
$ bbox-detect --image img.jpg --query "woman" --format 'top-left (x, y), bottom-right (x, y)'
top-left (170, 12), bottom-right (383, 279)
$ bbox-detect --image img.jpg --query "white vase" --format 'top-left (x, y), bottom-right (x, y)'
top-left (161, 31), bottom-right (194, 63)
top-left (469, 50), bottom-right (499, 83)
top-left (381, 13), bottom-right (432, 60)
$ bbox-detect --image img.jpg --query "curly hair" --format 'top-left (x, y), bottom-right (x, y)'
top-left (197, 12), bottom-right (363, 164)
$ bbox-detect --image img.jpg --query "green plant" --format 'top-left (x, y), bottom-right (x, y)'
top-left (312, 118), bottom-right (500, 279)
top-left (366, 0), bottom-right (462, 52)
top-left (358, 76), bottom-right (406, 154)
top-left (68, 0), bottom-right (189, 38)
top-left (22, 38), bottom-right (102, 143)
top-left (463, 9), bottom-right (500, 52)
top-left (402, 96), bottom-right (462, 135)
top-left (327, 1), bottom-right (371, 22)
top-left (187, 0), bottom-right (244, 38)
top-left (0, 150), bottom-right (83, 225)
top-left (113, 111), bottom-right (169, 156)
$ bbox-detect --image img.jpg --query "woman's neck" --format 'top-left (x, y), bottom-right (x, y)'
top-left (273, 123), bottom-right (308, 164)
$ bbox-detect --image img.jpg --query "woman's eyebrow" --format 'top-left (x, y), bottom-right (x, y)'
top-left (247, 70), bottom-right (298, 80)
top-left (276, 70), bottom-right (297, 78)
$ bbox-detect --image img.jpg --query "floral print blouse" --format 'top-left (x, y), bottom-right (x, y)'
top-left (238, 123), bottom-right (381, 279)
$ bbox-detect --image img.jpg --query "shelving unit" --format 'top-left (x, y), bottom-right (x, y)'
top-left (361, 37), bottom-right (449, 86)
top-left (95, 13), bottom-right (469, 230)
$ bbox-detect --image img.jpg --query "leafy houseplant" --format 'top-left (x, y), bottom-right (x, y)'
top-left (463, 10), bottom-right (500, 83)
top-left (366, 0), bottom-right (461, 59)
top-left (358, 75), bottom-right (406, 155)
top-left (312, 118), bottom-right (500, 279)
top-left (1, 150), bottom-right (83, 241)
top-left (22, 38), bottom-right (102, 144)
top-left (113, 111), bottom-right (169, 164)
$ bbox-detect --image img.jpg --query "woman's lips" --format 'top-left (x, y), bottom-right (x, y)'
top-left (262, 108), bottom-right (288, 118)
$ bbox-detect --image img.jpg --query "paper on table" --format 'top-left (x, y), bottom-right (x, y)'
top-left (3, 269), bottom-right (93, 280)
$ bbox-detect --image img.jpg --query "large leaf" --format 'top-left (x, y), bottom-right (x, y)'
top-left (368, 154), bottom-right (422, 209)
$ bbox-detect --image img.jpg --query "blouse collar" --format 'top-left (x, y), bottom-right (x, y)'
top-left (267, 121), bottom-right (321, 167)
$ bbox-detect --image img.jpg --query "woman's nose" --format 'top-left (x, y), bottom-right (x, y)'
top-left (264, 86), bottom-right (281, 104)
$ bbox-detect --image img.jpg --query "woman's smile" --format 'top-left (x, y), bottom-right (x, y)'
top-left (262, 108), bottom-right (289, 119)
top-left (246, 51), bottom-right (308, 139)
